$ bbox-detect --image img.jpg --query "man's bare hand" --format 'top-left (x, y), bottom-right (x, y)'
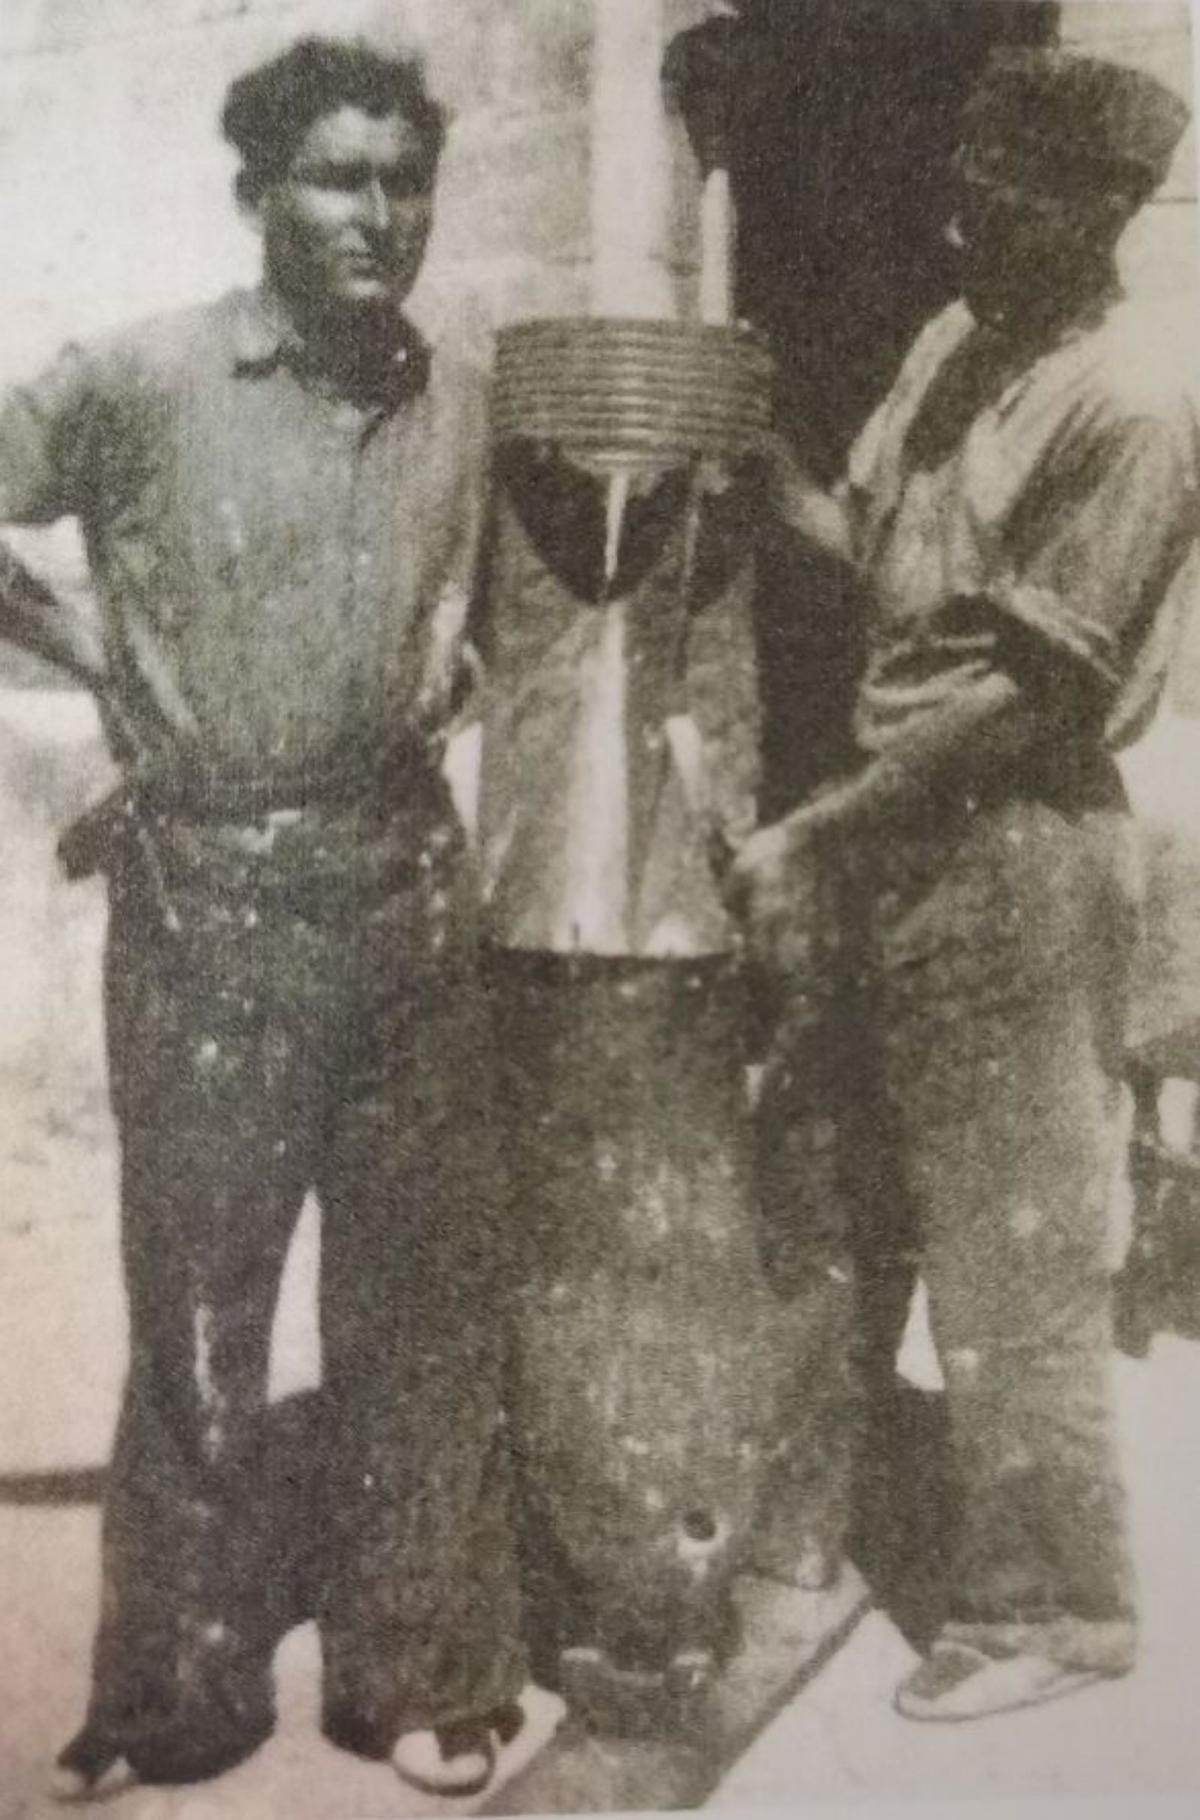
top-left (742, 429), bottom-right (850, 557)
top-left (726, 805), bottom-right (829, 977)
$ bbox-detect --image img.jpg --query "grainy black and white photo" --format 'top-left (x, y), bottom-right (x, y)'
top-left (0, 2), bottom-right (1198, 1816)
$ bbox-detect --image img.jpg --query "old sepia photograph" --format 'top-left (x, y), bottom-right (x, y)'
top-left (1, 1), bottom-right (1198, 1816)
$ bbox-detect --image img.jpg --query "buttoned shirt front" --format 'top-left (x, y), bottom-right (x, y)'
top-left (0, 289), bottom-right (489, 790)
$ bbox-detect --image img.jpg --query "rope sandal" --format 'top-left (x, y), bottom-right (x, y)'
top-left (392, 1702), bottom-right (524, 1799)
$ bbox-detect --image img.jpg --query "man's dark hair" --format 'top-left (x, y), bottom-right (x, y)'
top-left (222, 36), bottom-right (447, 205)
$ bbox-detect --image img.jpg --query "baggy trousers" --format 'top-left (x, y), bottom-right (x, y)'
top-left (759, 786), bottom-right (1138, 1667)
top-left (83, 783), bottom-right (525, 1777)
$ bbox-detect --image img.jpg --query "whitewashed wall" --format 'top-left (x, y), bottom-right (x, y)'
top-left (1063, 1), bottom-right (1198, 302)
top-left (1058, 6), bottom-right (1200, 819)
top-left (0, 0), bottom-right (1198, 1143)
top-left (1, 0), bottom-right (1198, 1473)
top-left (0, 0), bottom-right (717, 1121)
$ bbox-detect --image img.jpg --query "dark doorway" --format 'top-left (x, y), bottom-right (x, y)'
top-left (719, 6), bottom-right (1062, 1636)
top-left (733, 0), bottom-right (1061, 473)
top-left (717, 0), bottom-right (1061, 810)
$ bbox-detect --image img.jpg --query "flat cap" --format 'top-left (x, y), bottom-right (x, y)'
top-left (963, 48), bottom-right (1190, 196)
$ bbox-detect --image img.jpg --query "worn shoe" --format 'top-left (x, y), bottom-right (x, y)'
top-left (51, 1675), bottom-right (273, 1796)
top-left (48, 1727), bottom-right (136, 1803)
top-left (894, 1639), bottom-right (1116, 1723)
top-left (392, 1703), bottom-right (524, 1799)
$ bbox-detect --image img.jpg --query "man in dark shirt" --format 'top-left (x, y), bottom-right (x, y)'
top-left (734, 51), bottom-right (1198, 1722)
top-left (0, 37), bottom-right (523, 1798)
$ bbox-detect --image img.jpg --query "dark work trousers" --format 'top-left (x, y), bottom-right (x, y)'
top-left (758, 781), bottom-right (1138, 1671)
top-left (82, 779), bottom-right (525, 1779)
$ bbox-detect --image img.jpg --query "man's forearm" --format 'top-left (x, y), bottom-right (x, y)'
top-left (786, 669), bottom-right (1037, 847)
top-left (0, 538), bottom-right (104, 688)
top-left (777, 483), bottom-right (854, 566)
top-left (748, 430), bottom-right (855, 565)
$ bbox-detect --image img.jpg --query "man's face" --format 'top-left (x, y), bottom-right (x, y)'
top-left (258, 105), bottom-right (437, 320)
top-left (947, 143), bottom-right (1123, 328)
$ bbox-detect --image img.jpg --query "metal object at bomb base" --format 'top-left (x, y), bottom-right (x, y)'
top-left (479, 313), bottom-right (819, 1734)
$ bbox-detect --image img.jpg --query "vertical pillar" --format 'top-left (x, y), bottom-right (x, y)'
top-left (591, 0), bottom-right (675, 317)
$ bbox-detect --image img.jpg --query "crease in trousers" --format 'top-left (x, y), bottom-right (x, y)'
top-left (756, 779), bottom-right (1137, 1670)
top-left (84, 777), bottom-right (525, 1779)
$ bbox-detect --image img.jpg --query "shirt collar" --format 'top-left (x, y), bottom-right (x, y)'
top-left (231, 288), bottom-right (432, 404)
top-left (984, 280), bottom-right (1126, 423)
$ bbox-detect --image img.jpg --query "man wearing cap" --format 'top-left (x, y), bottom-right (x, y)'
top-left (0, 35), bottom-right (526, 1798)
top-left (733, 49), bottom-right (1200, 1720)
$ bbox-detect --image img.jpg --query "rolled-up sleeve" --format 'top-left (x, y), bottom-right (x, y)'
top-left (0, 342), bottom-right (110, 680)
top-left (0, 341), bottom-right (98, 526)
top-left (989, 405), bottom-right (1200, 707)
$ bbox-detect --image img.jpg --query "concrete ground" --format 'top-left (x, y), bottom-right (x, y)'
top-left (2, 1093), bottom-right (1198, 1817)
top-left (714, 1332), bottom-right (1200, 1810)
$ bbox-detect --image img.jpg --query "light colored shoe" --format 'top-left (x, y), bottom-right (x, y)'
top-left (392, 1726), bottom-right (495, 1799)
top-left (894, 1639), bottom-right (1119, 1723)
top-left (486, 1684), bottom-right (568, 1805)
top-left (392, 1687), bottom-right (570, 1802)
top-left (48, 1740), bottom-right (136, 1804)
top-left (392, 1703), bottom-right (525, 1799)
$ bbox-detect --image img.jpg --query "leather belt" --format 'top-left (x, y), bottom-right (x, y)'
top-left (58, 731), bottom-right (442, 885)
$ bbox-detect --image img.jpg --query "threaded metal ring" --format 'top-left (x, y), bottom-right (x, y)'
top-left (493, 317), bottom-right (772, 465)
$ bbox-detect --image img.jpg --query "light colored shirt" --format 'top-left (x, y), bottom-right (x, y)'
top-left (842, 295), bottom-right (1200, 755)
top-left (0, 289), bottom-right (488, 787)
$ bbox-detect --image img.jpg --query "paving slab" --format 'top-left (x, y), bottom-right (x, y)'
top-left (713, 1337), bottom-right (1200, 1809)
top-left (479, 1569), bottom-right (868, 1816)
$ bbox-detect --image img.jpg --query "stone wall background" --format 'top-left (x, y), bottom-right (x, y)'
top-left (0, 0), bottom-right (1197, 1203)
top-left (1063, 1), bottom-right (1200, 736)
top-left (0, 0), bottom-right (727, 388)
top-left (0, 0), bottom-right (716, 1130)
top-left (1062, 2), bottom-right (1198, 300)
